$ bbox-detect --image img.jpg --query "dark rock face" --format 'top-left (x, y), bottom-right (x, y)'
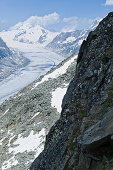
top-left (31, 12), bottom-right (113, 170)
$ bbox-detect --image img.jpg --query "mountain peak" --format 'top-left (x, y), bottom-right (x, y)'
top-left (7, 16), bottom-right (59, 46)
top-left (10, 16), bottom-right (43, 31)
top-left (25, 16), bottom-right (42, 26)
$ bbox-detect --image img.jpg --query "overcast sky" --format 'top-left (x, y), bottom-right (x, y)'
top-left (0, 0), bottom-right (113, 31)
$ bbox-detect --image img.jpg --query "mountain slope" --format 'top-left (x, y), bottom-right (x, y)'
top-left (0, 54), bottom-right (77, 170)
top-left (31, 12), bottom-right (113, 170)
top-left (0, 37), bottom-right (29, 81)
top-left (47, 19), bottom-right (101, 56)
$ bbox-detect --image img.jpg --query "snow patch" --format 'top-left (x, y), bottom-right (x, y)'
top-left (2, 156), bottom-right (18, 170)
top-left (51, 86), bottom-right (68, 113)
top-left (31, 112), bottom-right (40, 119)
top-left (78, 39), bottom-right (83, 45)
top-left (34, 55), bottom-right (77, 88)
top-left (63, 37), bottom-right (76, 44)
top-left (0, 109), bottom-right (9, 118)
top-left (9, 129), bottom-right (45, 158)
top-left (0, 137), bottom-right (6, 146)
top-left (8, 134), bottom-right (15, 147)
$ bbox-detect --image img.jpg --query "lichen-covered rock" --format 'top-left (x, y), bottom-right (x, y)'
top-left (78, 107), bottom-right (113, 150)
top-left (30, 12), bottom-right (113, 170)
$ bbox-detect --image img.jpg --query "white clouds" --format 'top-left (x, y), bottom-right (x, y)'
top-left (4, 12), bottom-right (99, 33)
top-left (62, 16), bottom-right (78, 32)
top-left (26, 12), bottom-right (59, 27)
top-left (62, 16), bottom-right (94, 32)
top-left (105, 0), bottom-right (113, 5)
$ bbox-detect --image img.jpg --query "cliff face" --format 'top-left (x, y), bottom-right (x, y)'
top-left (31, 12), bottom-right (113, 170)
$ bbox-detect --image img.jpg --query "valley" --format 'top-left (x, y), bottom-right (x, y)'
top-left (0, 44), bottom-right (64, 104)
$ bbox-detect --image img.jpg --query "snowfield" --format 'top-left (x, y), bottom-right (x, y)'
top-left (51, 86), bottom-right (68, 113)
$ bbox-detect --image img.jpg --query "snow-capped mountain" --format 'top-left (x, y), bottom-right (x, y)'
top-left (0, 54), bottom-right (77, 170)
top-left (0, 16), bottom-right (59, 47)
top-left (47, 19), bottom-right (102, 56)
top-left (0, 17), bottom-right (101, 58)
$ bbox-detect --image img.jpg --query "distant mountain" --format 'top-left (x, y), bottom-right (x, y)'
top-left (47, 19), bottom-right (102, 56)
top-left (0, 37), bottom-right (29, 81)
top-left (4, 16), bottom-right (59, 46)
top-left (0, 17), bottom-right (101, 58)
top-left (0, 17), bottom-right (102, 83)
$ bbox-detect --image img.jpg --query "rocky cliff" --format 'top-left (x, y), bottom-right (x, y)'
top-left (31, 12), bottom-right (113, 170)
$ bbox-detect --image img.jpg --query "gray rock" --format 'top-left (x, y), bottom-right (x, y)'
top-left (30, 12), bottom-right (113, 170)
top-left (78, 107), bottom-right (113, 150)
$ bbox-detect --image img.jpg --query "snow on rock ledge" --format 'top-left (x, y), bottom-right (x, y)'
top-left (51, 86), bottom-right (68, 113)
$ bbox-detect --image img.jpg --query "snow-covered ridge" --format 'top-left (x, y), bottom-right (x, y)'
top-left (47, 18), bottom-right (102, 56)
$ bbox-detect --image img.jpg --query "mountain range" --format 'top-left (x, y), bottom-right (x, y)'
top-left (47, 19), bottom-right (101, 56)
top-left (0, 16), bottom-right (101, 84)
top-left (0, 17), bottom-right (101, 56)
top-left (0, 16), bottom-right (101, 101)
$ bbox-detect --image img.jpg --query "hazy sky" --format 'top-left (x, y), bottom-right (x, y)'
top-left (0, 0), bottom-right (113, 31)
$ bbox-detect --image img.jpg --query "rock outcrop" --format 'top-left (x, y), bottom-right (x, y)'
top-left (30, 12), bottom-right (113, 170)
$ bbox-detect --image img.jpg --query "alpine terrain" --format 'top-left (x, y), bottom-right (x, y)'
top-left (0, 53), bottom-right (77, 169)
top-left (47, 19), bottom-right (101, 57)
top-left (30, 12), bottom-right (113, 170)
top-left (0, 16), bottom-right (100, 104)
top-left (0, 11), bottom-right (111, 170)
top-left (0, 37), bottom-right (28, 82)
top-left (0, 16), bottom-right (65, 104)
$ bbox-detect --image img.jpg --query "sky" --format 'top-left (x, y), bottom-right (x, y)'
top-left (0, 0), bottom-right (113, 31)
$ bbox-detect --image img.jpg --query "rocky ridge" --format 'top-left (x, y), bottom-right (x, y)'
top-left (0, 53), bottom-right (77, 169)
top-left (31, 12), bottom-right (113, 170)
